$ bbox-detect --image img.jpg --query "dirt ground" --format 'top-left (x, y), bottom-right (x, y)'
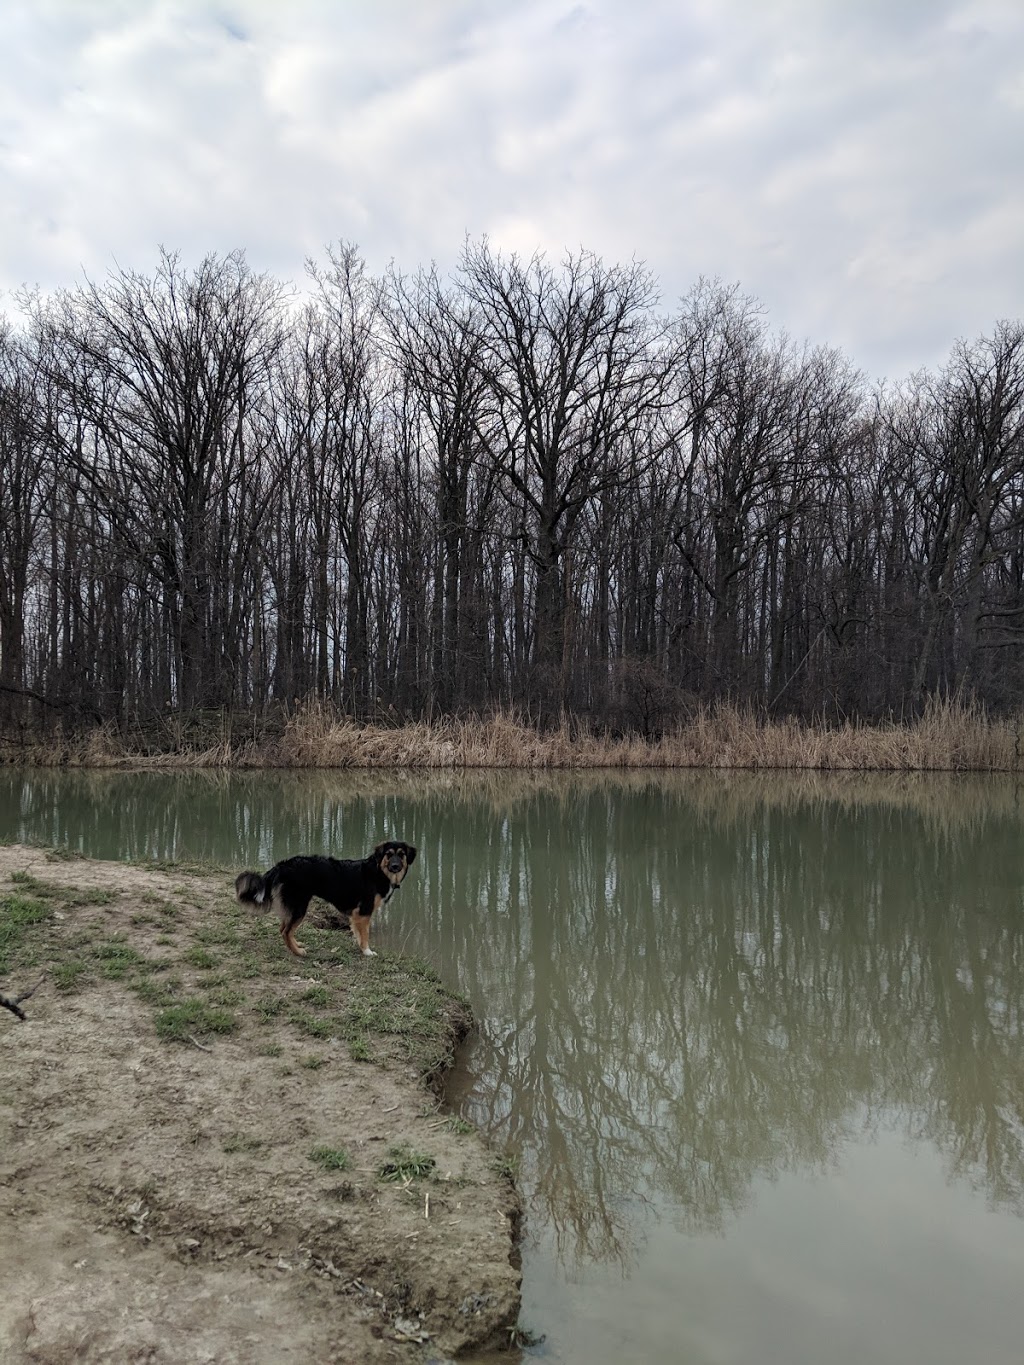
top-left (0, 845), bottom-right (522, 1364)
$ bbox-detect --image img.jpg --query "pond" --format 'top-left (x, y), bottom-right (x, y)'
top-left (3, 765), bottom-right (1024, 1364)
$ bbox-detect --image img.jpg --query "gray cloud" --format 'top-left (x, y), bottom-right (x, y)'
top-left (0, 0), bottom-right (1021, 378)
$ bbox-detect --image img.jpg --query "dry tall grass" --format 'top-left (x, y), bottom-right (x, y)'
top-left (256, 697), bottom-right (1024, 772)
top-left (1, 697), bottom-right (1021, 772)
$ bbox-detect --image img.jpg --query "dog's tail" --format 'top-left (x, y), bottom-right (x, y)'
top-left (235, 870), bottom-right (268, 906)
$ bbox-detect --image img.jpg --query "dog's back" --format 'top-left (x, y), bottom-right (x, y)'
top-left (288, 855), bottom-right (374, 904)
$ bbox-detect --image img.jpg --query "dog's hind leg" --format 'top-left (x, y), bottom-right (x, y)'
top-left (274, 886), bottom-right (312, 958)
top-left (281, 915), bottom-right (308, 957)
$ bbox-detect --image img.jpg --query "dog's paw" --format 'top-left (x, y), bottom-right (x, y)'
top-left (362, 948), bottom-right (377, 957)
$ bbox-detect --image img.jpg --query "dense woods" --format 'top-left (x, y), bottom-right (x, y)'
top-left (1, 241), bottom-right (1023, 741)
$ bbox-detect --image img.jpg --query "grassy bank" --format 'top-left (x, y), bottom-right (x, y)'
top-left (0, 846), bottom-right (523, 1359)
top-left (0, 852), bottom-right (469, 1081)
top-left (2, 697), bottom-right (1022, 771)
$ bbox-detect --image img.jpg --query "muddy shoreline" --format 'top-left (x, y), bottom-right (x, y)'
top-left (0, 845), bottom-right (522, 1363)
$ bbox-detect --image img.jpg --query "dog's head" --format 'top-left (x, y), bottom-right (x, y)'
top-left (373, 840), bottom-right (417, 886)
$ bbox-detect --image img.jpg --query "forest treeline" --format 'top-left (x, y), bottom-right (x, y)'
top-left (1, 240), bottom-right (1023, 741)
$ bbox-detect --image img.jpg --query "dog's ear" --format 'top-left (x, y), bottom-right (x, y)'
top-left (403, 843), bottom-right (417, 864)
top-left (372, 841), bottom-right (388, 860)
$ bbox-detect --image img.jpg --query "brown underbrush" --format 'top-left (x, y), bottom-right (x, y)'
top-left (1, 698), bottom-right (1021, 772)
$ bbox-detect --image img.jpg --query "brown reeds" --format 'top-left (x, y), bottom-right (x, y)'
top-left (1, 697), bottom-right (1021, 772)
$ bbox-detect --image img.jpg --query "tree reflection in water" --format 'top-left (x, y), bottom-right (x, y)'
top-left (2, 766), bottom-right (1024, 1269)
top-left (422, 772), bottom-right (1024, 1267)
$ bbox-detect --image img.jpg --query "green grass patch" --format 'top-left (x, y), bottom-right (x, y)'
top-left (309, 1145), bottom-right (350, 1171)
top-left (131, 976), bottom-right (181, 1008)
top-left (378, 1144), bottom-right (436, 1182)
top-left (154, 998), bottom-right (238, 1043)
top-left (253, 994), bottom-right (287, 1022)
top-left (183, 946), bottom-right (217, 969)
top-left (0, 891), bottom-right (52, 974)
top-left (52, 960), bottom-right (90, 992)
top-left (9, 873), bottom-right (114, 907)
top-left (290, 1010), bottom-right (337, 1040)
top-left (301, 1055), bottom-right (327, 1070)
top-left (492, 1153), bottom-right (520, 1182)
top-left (198, 971), bottom-right (231, 987)
top-left (207, 985), bottom-right (246, 1008)
top-left (195, 921), bottom-right (242, 947)
top-left (1, 892), bottom-right (50, 927)
top-left (92, 938), bottom-right (163, 980)
top-left (237, 952), bottom-right (471, 1075)
top-left (335, 956), bottom-right (468, 1075)
top-left (65, 887), bottom-right (116, 906)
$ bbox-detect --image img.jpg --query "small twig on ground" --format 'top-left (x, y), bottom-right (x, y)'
top-left (0, 978), bottom-right (44, 1022)
top-left (186, 1034), bottom-right (213, 1053)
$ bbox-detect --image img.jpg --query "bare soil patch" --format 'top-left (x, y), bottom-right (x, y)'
top-left (0, 845), bottom-right (521, 1363)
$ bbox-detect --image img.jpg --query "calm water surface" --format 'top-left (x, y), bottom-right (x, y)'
top-left (3, 766), bottom-right (1024, 1364)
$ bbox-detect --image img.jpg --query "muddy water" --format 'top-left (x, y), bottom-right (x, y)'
top-left (3, 766), bottom-right (1024, 1364)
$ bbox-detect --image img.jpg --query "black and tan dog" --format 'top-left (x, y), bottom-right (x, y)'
top-left (235, 840), bottom-right (417, 958)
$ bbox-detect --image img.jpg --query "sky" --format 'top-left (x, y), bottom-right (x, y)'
top-left (0, 0), bottom-right (1021, 383)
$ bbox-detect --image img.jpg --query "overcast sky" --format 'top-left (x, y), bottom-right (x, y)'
top-left (1, 0), bottom-right (1021, 381)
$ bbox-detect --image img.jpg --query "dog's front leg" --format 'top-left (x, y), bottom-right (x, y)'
top-left (351, 901), bottom-right (376, 956)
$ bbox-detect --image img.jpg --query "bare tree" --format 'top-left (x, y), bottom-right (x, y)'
top-left (459, 240), bottom-right (678, 717)
top-left (383, 263), bottom-right (502, 713)
top-left (1, 241), bottom-right (1023, 739)
top-left (38, 249), bottom-right (285, 714)
top-left (0, 322), bottom-right (53, 724)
